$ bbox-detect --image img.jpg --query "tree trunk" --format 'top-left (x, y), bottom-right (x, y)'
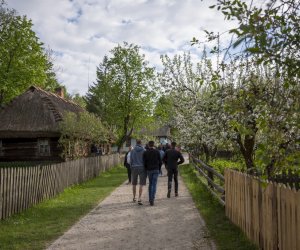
top-left (236, 133), bottom-right (255, 171)
top-left (117, 114), bottom-right (133, 152)
top-left (202, 143), bottom-right (214, 188)
top-left (202, 143), bottom-right (210, 163)
top-left (0, 90), bottom-right (4, 106)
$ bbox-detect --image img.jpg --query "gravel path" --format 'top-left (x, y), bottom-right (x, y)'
top-left (47, 165), bottom-right (216, 250)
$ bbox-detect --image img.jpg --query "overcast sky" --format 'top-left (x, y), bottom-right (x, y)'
top-left (8, 0), bottom-right (236, 96)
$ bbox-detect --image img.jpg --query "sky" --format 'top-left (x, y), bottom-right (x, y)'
top-left (8, 0), bottom-right (236, 96)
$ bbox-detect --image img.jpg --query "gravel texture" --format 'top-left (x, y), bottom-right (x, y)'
top-left (47, 162), bottom-right (216, 250)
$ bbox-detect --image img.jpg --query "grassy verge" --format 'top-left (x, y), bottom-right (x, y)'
top-left (0, 165), bottom-right (127, 250)
top-left (180, 164), bottom-right (258, 250)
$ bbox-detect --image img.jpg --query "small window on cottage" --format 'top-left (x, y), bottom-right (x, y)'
top-left (38, 139), bottom-right (50, 156)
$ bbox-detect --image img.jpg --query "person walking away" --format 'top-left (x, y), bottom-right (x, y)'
top-left (124, 146), bottom-right (133, 184)
top-left (130, 140), bottom-right (146, 205)
top-left (163, 142), bottom-right (185, 198)
top-left (164, 143), bottom-right (171, 152)
top-left (143, 141), bottom-right (162, 206)
top-left (157, 145), bottom-right (165, 176)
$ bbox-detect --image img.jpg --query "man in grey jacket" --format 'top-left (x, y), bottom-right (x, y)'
top-left (130, 139), bottom-right (146, 205)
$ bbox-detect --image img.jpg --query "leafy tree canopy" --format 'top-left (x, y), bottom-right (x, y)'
top-left (86, 42), bottom-right (156, 150)
top-left (0, 1), bottom-right (60, 105)
top-left (209, 0), bottom-right (300, 80)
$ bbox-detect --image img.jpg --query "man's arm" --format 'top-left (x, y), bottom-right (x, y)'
top-left (124, 152), bottom-right (128, 166)
top-left (130, 151), bottom-right (134, 166)
top-left (143, 151), bottom-right (147, 168)
top-left (163, 151), bottom-right (167, 164)
top-left (158, 150), bottom-right (162, 166)
top-left (177, 152), bottom-right (185, 165)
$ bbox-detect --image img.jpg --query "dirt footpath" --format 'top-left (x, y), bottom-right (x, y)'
top-left (47, 165), bottom-right (216, 250)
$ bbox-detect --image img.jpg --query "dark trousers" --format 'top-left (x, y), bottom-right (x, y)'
top-left (167, 167), bottom-right (178, 194)
top-left (126, 167), bottom-right (131, 182)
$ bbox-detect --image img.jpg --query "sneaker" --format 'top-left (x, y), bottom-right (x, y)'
top-left (167, 190), bottom-right (171, 198)
top-left (133, 198), bottom-right (136, 203)
top-left (138, 200), bottom-right (143, 205)
top-left (175, 193), bottom-right (178, 197)
top-left (150, 200), bottom-right (154, 206)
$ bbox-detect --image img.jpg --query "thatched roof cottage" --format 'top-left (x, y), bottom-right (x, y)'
top-left (0, 86), bottom-right (84, 162)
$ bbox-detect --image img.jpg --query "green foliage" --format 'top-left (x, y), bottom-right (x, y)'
top-left (59, 112), bottom-right (110, 159)
top-left (153, 95), bottom-right (174, 125)
top-left (210, 159), bottom-right (245, 175)
top-left (0, 166), bottom-right (127, 250)
top-left (211, 0), bottom-right (300, 80)
top-left (160, 49), bottom-right (299, 173)
top-left (0, 2), bottom-right (60, 105)
top-left (86, 42), bottom-right (156, 150)
top-left (70, 93), bottom-right (87, 108)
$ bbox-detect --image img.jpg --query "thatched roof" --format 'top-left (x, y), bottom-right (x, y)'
top-left (152, 125), bottom-right (171, 137)
top-left (0, 86), bottom-right (84, 138)
top-left (138, 125), bottom-right (171, 138)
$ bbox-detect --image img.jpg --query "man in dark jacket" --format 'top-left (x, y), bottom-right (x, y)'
top-left (163, 141), bottom-right (185, 198)
top-left (143, 141), bottom-right (162, 206)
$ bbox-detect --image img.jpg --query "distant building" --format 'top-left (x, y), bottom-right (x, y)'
top-left (112, 125), bottom-right (172, 152)
top-left (0, 86), bottom-right (84, 162)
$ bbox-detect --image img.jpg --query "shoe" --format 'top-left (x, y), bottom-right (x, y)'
top-left (150, 200), bottom-right (154, 206)
top-left (167, 190), bottom-right (171, 198)
top-left (175, 193), bottom-right (178, 197)
top-left (126, 182), bottom-right (131, 185)
top-left (138, 200), bottom-right (143, 205)
top-left (133, 198), bottom-right (136, 203)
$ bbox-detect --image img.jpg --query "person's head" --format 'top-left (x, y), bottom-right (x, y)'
top-left (171, 141), bottom-right (177, 148)
top-left (158, 145), bottom-right (162, 150)
top-left (136, 139), bottom-right (142, 145)
top-left (129, 146), bottom-right (133, 151)
top-left (148, 141), bottom-right (155, 148)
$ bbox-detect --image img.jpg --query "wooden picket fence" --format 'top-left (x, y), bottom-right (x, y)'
top-left (225, 169), bottom-right (300, 250)
top-left (0, 154), bottom-right (121, 220)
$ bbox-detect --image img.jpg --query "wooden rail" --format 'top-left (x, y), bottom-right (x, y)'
top-left (190, 155), bottom-right (300, 249)
top-left (190, 155), bottom-right (225, 206)
top-left (0, 154), bottom-right (121, 220)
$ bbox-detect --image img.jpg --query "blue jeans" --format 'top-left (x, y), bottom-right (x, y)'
top-left (147, 170), bottom-right (159, 202)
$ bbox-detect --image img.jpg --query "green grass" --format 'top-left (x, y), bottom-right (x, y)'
top-left (0, 165), bottom-right (127, 250)
top-left (180, 164), bottom-right (258, 250)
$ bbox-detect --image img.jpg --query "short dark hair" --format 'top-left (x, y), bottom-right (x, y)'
top-left (171, 142), bottom-right (177, 148)
top-left (136, 139), bottom-right (142, 145)
top-left (148, 141), bottom-right (155, 147)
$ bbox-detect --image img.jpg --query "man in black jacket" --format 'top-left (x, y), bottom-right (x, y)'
top-left (163, 141), bottom-right (185, 198)
top-left (143, 141), bottom-right (162, 206)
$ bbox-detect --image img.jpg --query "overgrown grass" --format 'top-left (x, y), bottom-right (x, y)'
top-left (180, 164), bottom-right (258, 250)
top-left (0, 165), bottom-right (127, 250)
